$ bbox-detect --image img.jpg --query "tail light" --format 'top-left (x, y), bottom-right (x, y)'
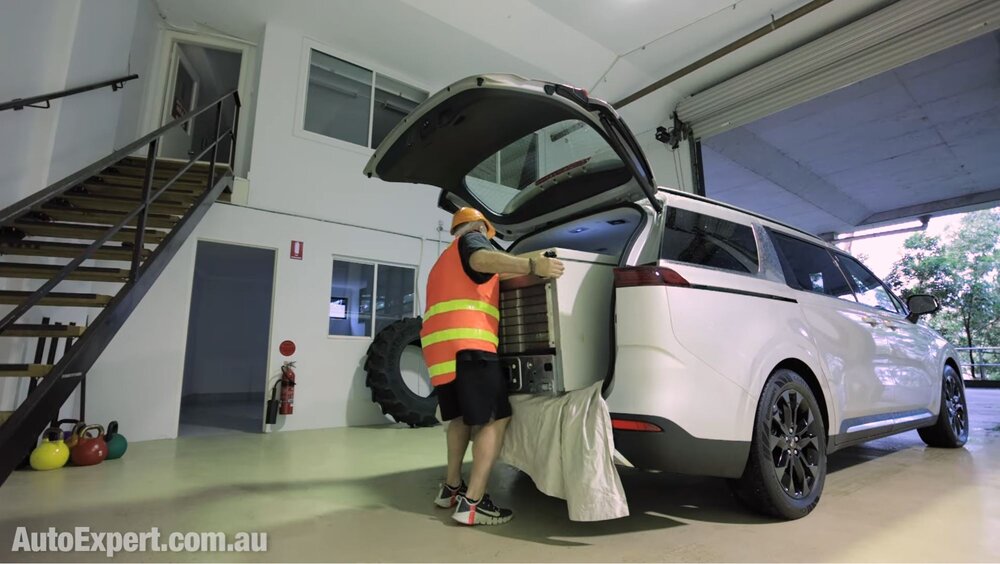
top-left (611, 418), bottom-right (662, 432)
top-left (613, 266), bottom-right (689, 288)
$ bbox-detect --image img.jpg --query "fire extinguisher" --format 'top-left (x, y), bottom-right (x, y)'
top-left (266, 361), bottom-right (296, 424)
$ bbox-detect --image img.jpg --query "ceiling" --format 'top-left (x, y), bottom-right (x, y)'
top-left (153, 0), bottom-right (893, 136)
top-left (703, 31), bottom-right (1000, 236)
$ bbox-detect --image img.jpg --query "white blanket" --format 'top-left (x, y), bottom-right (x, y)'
top-left (499, 381), bottom-right (629, 521)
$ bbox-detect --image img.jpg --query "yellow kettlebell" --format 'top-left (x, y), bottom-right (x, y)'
top-left (30, 428), bottom-right (70, 471)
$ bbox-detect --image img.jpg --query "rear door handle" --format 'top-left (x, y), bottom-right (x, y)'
top-left (861, 316), bottom-right (880, 326)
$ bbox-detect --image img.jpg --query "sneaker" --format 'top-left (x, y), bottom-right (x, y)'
top-left (433, 481), bottom-right (467, 508)
top-left (451, 494), bottom-right (514, 526)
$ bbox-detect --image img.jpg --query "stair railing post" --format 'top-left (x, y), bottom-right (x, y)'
top-left (207, 100), bottom-right (223, 191)
top-left (130, 140), bottom-right (157, 281)
top-left (229, 98), bottom-right (241, 168)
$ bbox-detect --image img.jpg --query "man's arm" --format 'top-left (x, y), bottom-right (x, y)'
top-left (469, 250), bottom-right (564, 279)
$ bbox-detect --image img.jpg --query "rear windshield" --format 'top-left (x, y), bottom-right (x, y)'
top-left (660, 208), bottom-right (759, 274)
top-left (465, 119), bottom-right (625, 215)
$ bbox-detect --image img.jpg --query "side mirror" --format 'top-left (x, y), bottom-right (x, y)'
top-left (906, 294), bottom-right (939, 322)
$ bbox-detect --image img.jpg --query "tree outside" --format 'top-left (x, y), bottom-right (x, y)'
top-left (885, 209), bottom-right (1000, 380)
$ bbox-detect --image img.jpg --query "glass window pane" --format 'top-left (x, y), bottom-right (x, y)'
top-left (660, 208), bottom-right (759, 273)
top-left (836, 255), bottom-right (899, 313)
top-left (304, 50), bottom-right (372, 146)
top-left (371, 75), bottom-right (427, 149)
top-left (465, 119), bottom-right (623, 215)
top-left (770, 232), bottom-right (855, 301)
top-left (330, 260), bottom-right (375, 336)
top-left (374, 265), bottom-right (416, 335)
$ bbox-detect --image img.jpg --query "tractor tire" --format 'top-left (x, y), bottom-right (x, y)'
top-left (364, 317), bottom-right (439, 427)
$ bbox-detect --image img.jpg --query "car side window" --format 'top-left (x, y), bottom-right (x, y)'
top-left (660, 207), bottom-right (759, 274)
top-left (768, 231), bottom-right (855, 301)
top-left (835, 254), bottom-right (899, 314)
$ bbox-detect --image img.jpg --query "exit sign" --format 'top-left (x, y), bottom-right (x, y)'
top-left (290, 240), bottom-right (303, 260)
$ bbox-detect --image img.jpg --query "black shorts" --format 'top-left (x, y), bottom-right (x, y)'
top-left (436, 350), bottom-right (512, 425)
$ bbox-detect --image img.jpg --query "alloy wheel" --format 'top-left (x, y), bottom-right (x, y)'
top-left (944, 371), bottom-right (969, 441)
top-left (767, 389), bottom-right (822, 499)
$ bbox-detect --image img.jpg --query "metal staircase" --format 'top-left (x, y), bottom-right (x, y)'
top-left (0, 88), bottom-right (241, 485)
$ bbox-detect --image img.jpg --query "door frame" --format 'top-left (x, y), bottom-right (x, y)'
top-left (143, 30), bottom-right (257, 175)
top-left (178, 239), bottom-right (278, 436)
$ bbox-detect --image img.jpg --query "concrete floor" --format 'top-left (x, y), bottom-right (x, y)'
top-left (1, 390), bottom-right (998, 563)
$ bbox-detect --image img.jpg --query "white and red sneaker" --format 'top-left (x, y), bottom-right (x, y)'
top-left (433, 481), bottom-right (467, 509)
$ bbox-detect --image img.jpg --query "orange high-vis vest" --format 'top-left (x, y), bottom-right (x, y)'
top-left (421, 240), bottom-right (500, 387)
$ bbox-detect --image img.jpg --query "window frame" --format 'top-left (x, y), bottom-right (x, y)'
top-left (765, 228), bottom-right (858, 303)
top-left (832, 252), bottom-right (906, 316)
top-left (328, 255), bottom-right (418, 340)
top-left (658, 205), bottom-right (763, 278)
top-left (294, 37), bottom-right (429, 155)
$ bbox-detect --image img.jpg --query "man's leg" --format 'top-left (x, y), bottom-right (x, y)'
top-left (446, 418), bottom-right (471, 487)
top-left (465, 416), bottom-right (510, 501)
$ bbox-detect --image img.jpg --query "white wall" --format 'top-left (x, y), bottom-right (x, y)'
top-left (88, 204), bottom-right (444, 440)
top-left (246, 23), bottom-right (448, 237)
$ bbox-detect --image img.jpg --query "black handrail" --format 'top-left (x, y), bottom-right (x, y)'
top-left (0, 74), bottom-right (139, 112)
top-left (0, 87), bottom-right (241, 333)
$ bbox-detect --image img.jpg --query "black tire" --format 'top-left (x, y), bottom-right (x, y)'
top-left (918, 365), bottom-right (969, 448)
top-left (364, 317), bottom-right (438, 428)
top-left (730, 369), bottom-right (827, 520)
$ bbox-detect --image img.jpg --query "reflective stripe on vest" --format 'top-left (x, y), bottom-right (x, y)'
top-left (420, 241), bottom-right (500, 387)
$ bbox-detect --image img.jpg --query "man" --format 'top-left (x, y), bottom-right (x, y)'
top-left (424, 207), bottom-right (564, 526)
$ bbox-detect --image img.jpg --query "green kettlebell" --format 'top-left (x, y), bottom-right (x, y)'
top-left (30, 428), bottom-right (70, 471)
top-left (105, 420), bottom-right (128, 460)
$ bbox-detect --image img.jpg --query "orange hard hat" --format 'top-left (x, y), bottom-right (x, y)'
top-left (451, 207), bottom-right (496, 239)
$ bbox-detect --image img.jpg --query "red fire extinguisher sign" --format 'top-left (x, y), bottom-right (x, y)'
top-left (290, 240), bottom-right (303, 260)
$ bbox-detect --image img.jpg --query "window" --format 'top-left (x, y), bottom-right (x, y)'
top-left (329, 259), bottom-right (415, 337)
top-left (303, 49), bottom-right (427, 149)
top-left (835, 255), bottom-right (899, 313)
top-left (769, 231), bottom-right (854, 300)
top-left (660, 208), bottom-right (759, 273)
top-left (465, 119), bottom-right (624, 215)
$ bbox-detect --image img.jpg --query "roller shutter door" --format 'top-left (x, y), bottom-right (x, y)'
top-left (676, 0), bottom-right (1000, 139)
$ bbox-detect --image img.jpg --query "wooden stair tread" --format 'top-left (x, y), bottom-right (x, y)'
top-left (1, 324), bottom-right (85, 337)
top-left (91, 174), bottom-right (206, 190)
top-left (0, 240), bottom-right (149, 261)
top-left (81, 181), bottom-right (203, 196)
top-left (0, 262), bottom-right (130, 282)
top-left (62, 192), bottom-right (192, 211)
top-left (12, 221), bottom-right (166, 244)
top-left (36, 207), bottom-right (179, 229)
top-left (0, 290), bottom-right (112, 307)
top-left (109, 164), bottom-right (210, 179)
top-left (0, 364), bottom-right (53, 378)
top-left (122, 156), bottom-right (230, 173)
top-left (75, 183), bottom-right (202, 201)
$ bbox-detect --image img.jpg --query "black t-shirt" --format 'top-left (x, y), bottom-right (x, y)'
top-left (458, 232), bottom-right (495, 284)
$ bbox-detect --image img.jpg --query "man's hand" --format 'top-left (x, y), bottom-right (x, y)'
top-left (534, 256), bottom-right (564, 279)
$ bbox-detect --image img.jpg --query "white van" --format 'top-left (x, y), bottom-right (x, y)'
top-left (363, 74), bottom-right (970, 520)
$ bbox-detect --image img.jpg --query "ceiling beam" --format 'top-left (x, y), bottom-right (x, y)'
top-left (860, 187), bottom-right (1000, 226)
top-left (704, 127), bottom-right (873, 225)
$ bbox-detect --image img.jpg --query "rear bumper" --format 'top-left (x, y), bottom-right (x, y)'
top-left (611, 413), bottom-right (750, 478)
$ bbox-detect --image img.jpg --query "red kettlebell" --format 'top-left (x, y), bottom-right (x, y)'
top-left (70, 424), bottom-right (108, 466)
